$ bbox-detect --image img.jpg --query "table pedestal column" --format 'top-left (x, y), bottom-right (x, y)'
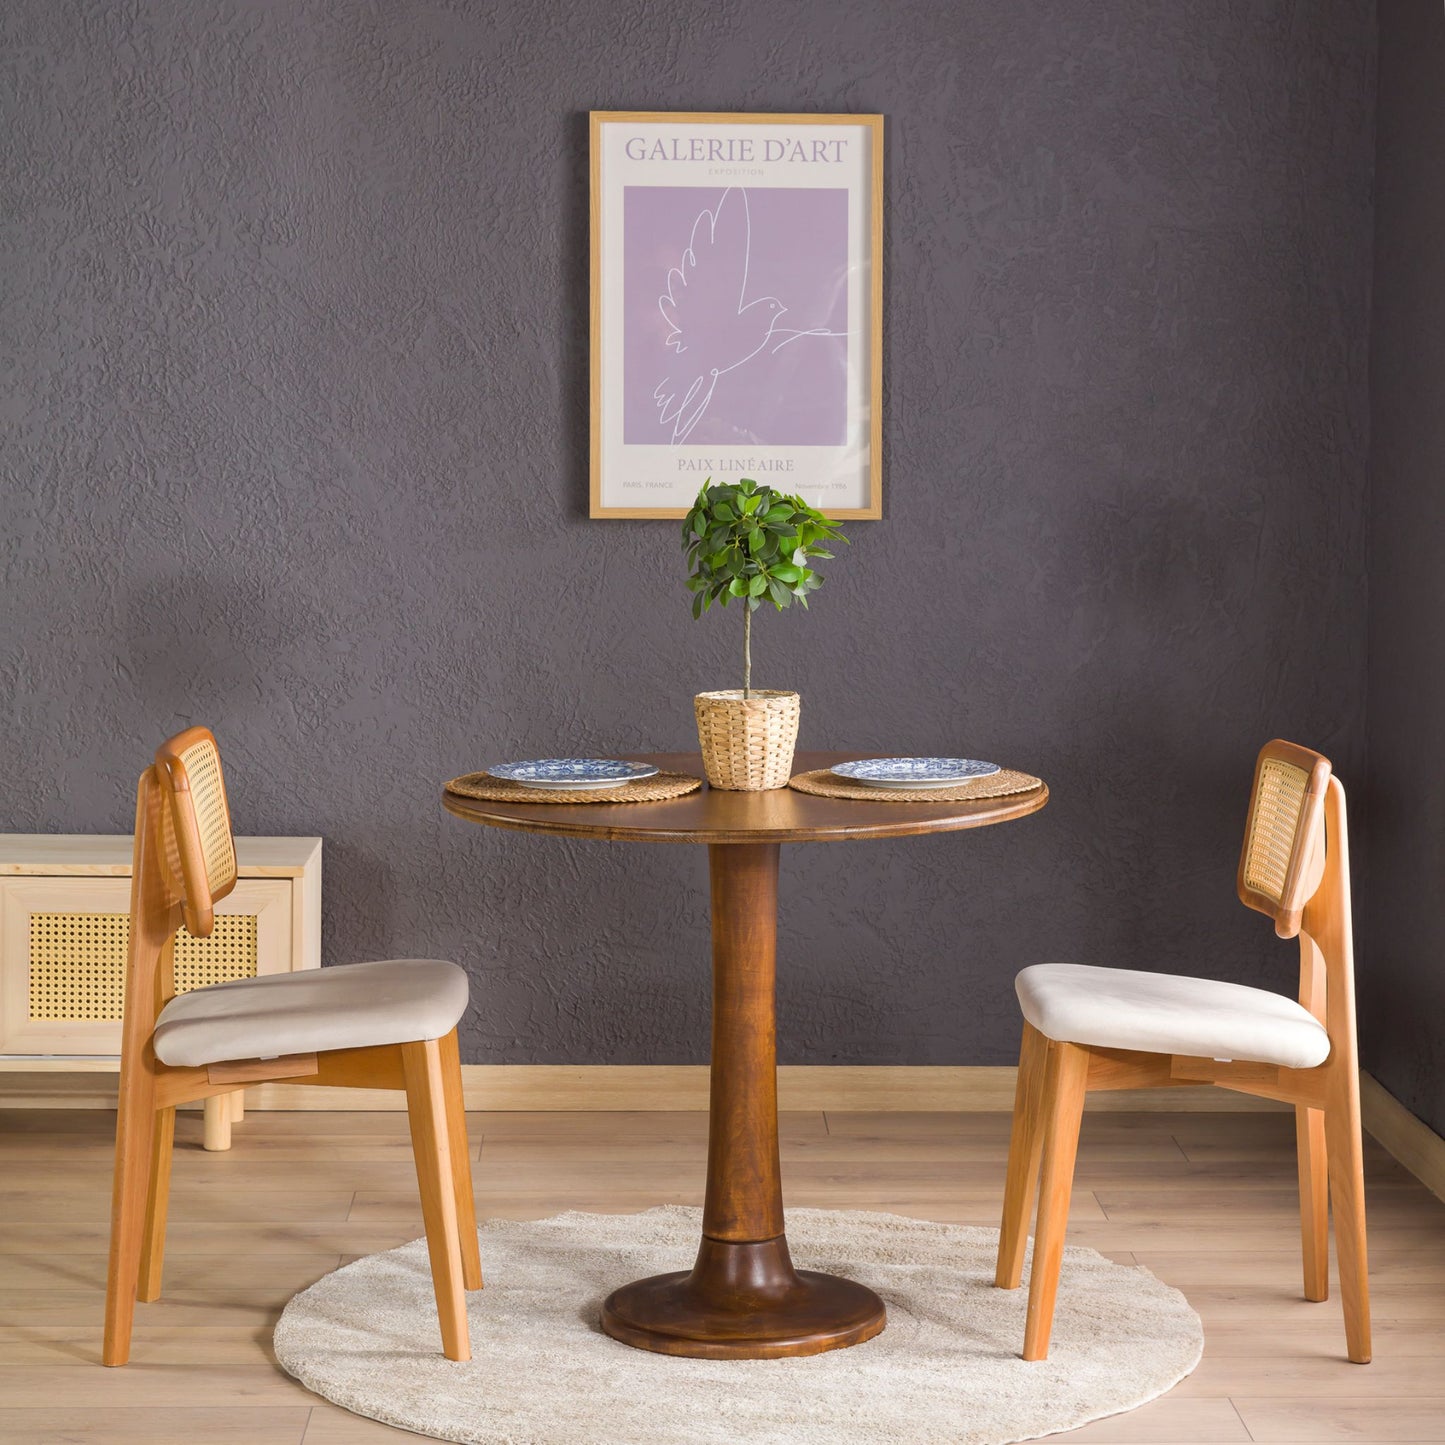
top-left (601, 842), bottom-right (886, 1359)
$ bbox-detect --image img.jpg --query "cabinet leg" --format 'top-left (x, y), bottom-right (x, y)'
top-left (203, 1095), bottom-right (232, 1152)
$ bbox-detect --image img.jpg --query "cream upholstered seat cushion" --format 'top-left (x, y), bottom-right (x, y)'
top-left (152, 958), bottom-right (470, 1068)
top-left (1015, 963), bottom-right (1330, 1070)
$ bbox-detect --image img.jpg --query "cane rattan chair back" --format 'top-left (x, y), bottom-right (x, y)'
top-left (1237, 739), bottom-right (1332, 939)
top-left (154, 726), bottom-right (238, 939)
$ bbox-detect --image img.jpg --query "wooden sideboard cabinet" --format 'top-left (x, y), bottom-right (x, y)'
top-left (0, 834), bottom-right (321, 1148)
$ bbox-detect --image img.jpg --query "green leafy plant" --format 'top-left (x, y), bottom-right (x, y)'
top-left (681, 478), bottom-right (847, 697)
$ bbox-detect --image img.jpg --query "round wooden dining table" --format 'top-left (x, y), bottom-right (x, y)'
top-left (443, 750), bottom-right (1048, 1359)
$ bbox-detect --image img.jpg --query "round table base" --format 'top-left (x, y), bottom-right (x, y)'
top-left (601, 1235), bottom-right (887, 1359)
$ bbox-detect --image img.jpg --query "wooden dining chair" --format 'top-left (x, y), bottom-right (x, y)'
top-left (103, 726), bottom-right (483, 1366)
top-left (994, 739), bottom-right (1370, 1364)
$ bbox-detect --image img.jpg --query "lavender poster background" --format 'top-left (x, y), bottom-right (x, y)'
top-left (623, 186), bottom-right (849, 447)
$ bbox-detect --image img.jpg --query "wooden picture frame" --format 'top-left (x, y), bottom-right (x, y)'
top-left (590, 111), bottom-right (883, 519)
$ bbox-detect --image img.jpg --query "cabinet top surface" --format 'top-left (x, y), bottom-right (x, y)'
top-left (0, 835), bottom-right (322, 875)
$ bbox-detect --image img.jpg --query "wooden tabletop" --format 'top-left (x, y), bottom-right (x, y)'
top-left (442, 751), bottom-right (1048, 844)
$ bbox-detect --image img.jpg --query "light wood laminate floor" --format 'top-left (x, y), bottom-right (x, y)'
top-left (1, 1107), bottom-right (1442, 1444)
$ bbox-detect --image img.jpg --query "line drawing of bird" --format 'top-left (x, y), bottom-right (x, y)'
top-left (651, 188), bottom-right (848, 445)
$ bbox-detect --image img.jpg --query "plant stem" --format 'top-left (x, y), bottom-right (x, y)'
top-left (743, 604), bottom-right (752, 699)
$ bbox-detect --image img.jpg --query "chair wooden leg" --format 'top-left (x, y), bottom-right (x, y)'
top-left (1023, 1040), bottom-right (1090, 1362)
top-left (1296, 1104), bottom-right (1329, 1302)
top-left (402, 1039), bottom-right (471, 1362)
top-left (1324, 1080), bottom-right (1372, 1363)
top-left (137, 1106), bottom-right (175, 1303)
top-left (439, 1029), bottom-right (483, 1290)
top-left (228, 1089), bottom-right (245, 1124)
top-left (202, 1095), bottom-right (231, 1152)
top-left (103, 1070), bottom-right (159, 1366)
top-left (996, 1022), bottom-right (1050, 1289)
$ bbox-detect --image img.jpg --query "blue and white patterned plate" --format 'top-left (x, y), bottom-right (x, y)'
top-left (489, 758), bottom-right (660, 791)
top-left (830, 757), bottom-right (1002, 790)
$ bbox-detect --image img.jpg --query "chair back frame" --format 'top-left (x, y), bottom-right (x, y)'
top-left (117, 765), bottom-right (184, 1080)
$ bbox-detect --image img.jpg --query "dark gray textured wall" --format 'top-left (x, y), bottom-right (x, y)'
top-left (2, 1), bottom-right (1374, 1066)
top-left (1363, 1), bottom-right (1445, 1136)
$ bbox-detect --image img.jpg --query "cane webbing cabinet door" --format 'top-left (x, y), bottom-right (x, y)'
top-left (0, 836), bottom-right (321, 1065)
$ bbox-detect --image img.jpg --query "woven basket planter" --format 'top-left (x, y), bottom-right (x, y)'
top-left (694, 689), bottom-right (800, 792)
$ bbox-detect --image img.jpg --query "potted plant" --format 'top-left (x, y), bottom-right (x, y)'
top-left (682, 478), bottom-right (847, 790)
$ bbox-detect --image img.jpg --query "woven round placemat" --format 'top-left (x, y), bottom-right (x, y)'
top-left (789, 767), bottom-right (1043, 803)
top-left (445, 771), bottom-right (702, 805)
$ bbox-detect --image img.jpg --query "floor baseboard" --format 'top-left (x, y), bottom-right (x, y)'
top-left (0, 1063), bottom-right (1285, 1113)
top-left (1360, 1072), bottom-right (1445, 1204)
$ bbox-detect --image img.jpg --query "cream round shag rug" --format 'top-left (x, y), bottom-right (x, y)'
top-left (274, 1206), bottom-right (1202, 1445)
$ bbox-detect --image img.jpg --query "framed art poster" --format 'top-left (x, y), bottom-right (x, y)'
top-left (589, 111), bottom-right (883, 519)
